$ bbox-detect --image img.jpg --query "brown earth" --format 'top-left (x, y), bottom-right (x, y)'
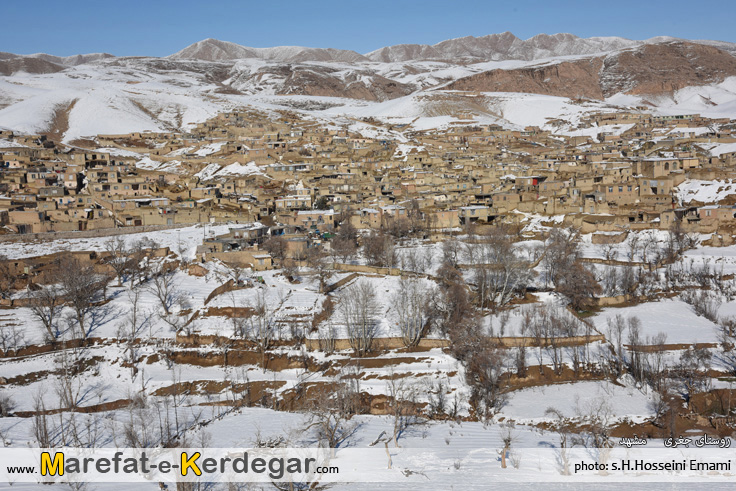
top-left (0, 57), bottom-right (65, 76)
top-left (446, 42), bottom-right (736, 100)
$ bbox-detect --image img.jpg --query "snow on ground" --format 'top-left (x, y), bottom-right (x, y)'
top-left (683, 244), bottom-right (736, 275)
top-left (553, 123), bottom-right (635, 138)
top-left (194, 161), bottom-right (268, 181)
top-left (514, 211), bottom-right (565, 234)
top-left (608, 76), bottom-right (736, 120)
top-left (676, 179), bottom-right (736, 204)
top-left (591, 298), bottom-right (721, 345)
top-left (498, 380), bottom-right (654, 424)
top-left (94, 146), bottom-right (144, 158)
top-left (217, 161), bottom-right (269, 178)
top-left (0, 223), bottom-right (231, 260)
top-left (134, 156), bottom-right (186, 173)
top-left (193, 141), bottom-right (226, 156)
top-left (0, 55), bottom-right (735, 143)
top-left (0, 138), bottom-right (29, 148)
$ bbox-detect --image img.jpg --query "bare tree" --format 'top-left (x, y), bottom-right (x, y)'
top-left (0, 391), bottom-right (15, 418)
top-left (339, 280), bottom-right (379, 356)
top-left (307, 248), bottom-right (333, 292)
top-left (263, 235), bottom-right (288, 263)
top-left (0, 323), bottom-right (25, 356)
top-left (556, 260), bottom-right (602, 311)
top-left (31, 392), bottom-right (52, 447)
top-left (469, 227), bottom-right (532, 309)
top-left (675, 345), bottom-right (712, 406)
top-left (116, 289), bottom-right (153, 379)
top-left (58, 255), bottom-right (107, 340)
top-left (606, 314), bottom-right (627, 376)
top-left (0, 256), bottom-right (12, 299)
top-left (498, 422), bottom-right (516, 469)
top-left (463, 336), bottom-right (508, 420)
top-left (147, 262), bottom-right (183, 316)
top-left (318, 319), bottom-right (338, 354)
top-left (248, 289), bottom-right (277, 372)
top-left (363, 230), bottom-right (397, 268)
top-left (29, 285), bottom-right (64, 342)
top-left (104, 237), bottom-right (134, 286)
top-left (386, 371), bottom-right (420, 447)
top-left (575, 396), bottom-right (613, 449)
top-left (442, 238), bottom-right (461, 268)
top-left (543, 227), bottom-right (581, 288)
top-left (627, 232), bottom-right (640, 262)
top-left (306, 375), bottom-right (360, 457)
top-left (545, 407), bottom-right (574, 475)
top-left (391, 277), bottom-right (430, 347)
top-left (331, 221), bottom-right (358, 263)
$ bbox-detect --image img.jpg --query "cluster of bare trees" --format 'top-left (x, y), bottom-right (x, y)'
top-left (681, 289), bottom-right (722, 322)
top-left (27, 239), bottom-right (176, 344)
top-left (306, 372), bottom-right (362, 455)
top-left (0, 320), bottom-right (25, 356)
top-left (519, 304), bottom-right (595, 376)
top-left (118, 370), bottom-right (204, 449)
top-left (545, 396), bottom-right (615, 474)
top-left (31, 346), bottom-right (108, 448)
top-left (464, 338), bottom-right (508, 420)
top-left (362, 230), bottom-right (397, 268)
top-left (399, 246), bottom-right (434, 274)
top-left (462, 226), bottom-right (532, 310)
top-left (28, 254), bottom-right (113, 342)
top-left (543, 228), bottom-right (601, 311)
top-left (104, 236), bottom-right (159, 287)
top-left (330, 221), bottom-right (358, 263)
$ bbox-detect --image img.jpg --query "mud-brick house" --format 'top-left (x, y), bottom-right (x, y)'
top-left (286, 210), bottom-right (335, 232)
top-left (459, 205), bottom-right (492, 224)
top-left (698, 205), bottom-right (736, 228)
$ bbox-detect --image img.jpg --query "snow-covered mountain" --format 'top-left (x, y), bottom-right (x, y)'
top-left (0, 51), bottom-right (114, 66)
top-left (169, 38), bottom-right (368, 63)
top-left (1, 33), bottom-right (736, 143)
top-left (366, 32), bottom-right (646, 62)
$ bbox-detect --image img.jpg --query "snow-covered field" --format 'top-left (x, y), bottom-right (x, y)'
top-left (591, 298), bottom-right (721, 345)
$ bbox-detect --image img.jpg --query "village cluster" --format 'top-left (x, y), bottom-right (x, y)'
top-left (2, 109), bottom-right (736, 262)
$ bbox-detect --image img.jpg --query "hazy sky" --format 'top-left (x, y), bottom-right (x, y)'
top-left (1, 0), bottom-right (734, 57)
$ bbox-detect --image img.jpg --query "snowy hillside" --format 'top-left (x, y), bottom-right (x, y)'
top-left (1, 33), bottom-right (736, 142)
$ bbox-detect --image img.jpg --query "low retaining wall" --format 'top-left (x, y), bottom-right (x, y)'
top-left (323, 273), bottom-right (359, 294)
top-left (332, 263), bottom-right (401, 276)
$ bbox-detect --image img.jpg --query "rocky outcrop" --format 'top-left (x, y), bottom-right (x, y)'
top-left (446, 58), bottom-right (605, 99)
top-left (228, 64), bottom-right (414, 101)
top-left (367, 32), bottom-right (642, 62)
top-left (600, 42), bottom-right (736, 96)
top-left (0, 57), bottom-right (65, 76)
top-left (445, 42), bottom-right (736, 99)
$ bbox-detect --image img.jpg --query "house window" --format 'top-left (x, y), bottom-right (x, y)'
top-left (608, 187), bottom-right (613, 193)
